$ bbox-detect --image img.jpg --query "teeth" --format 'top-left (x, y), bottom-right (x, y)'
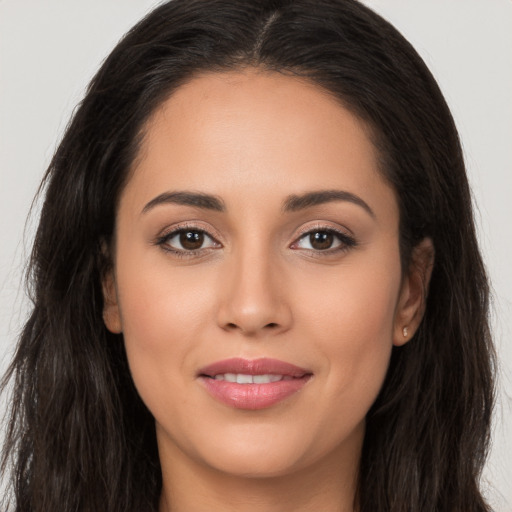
top-left (236, 374), bottom-right (253, 384)
top-left (212, 373), bottom-right (286, 384)
top-left (253, 374), bottom-right (282, 383)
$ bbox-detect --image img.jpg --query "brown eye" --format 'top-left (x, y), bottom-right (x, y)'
top-left (180, 230), bottom-right (204, 250)
top-left (293, 228), bottom-right (356, 253)
top-left (159, 228), bottom-right (219, 253)
top-left (309, 231), bottom-right (334, 250)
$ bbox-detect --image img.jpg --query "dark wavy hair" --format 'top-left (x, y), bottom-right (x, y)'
top-left (1, 0), bottom-right (495, 510)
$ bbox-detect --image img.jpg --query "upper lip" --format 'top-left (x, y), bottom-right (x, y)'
top-left (199, 357), bottom-right (311, 378)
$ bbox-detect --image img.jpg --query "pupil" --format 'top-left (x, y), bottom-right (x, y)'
top-left (310, 231), bottom-right (333, 250)
top-left (180, 231), bottom-right (204, 250)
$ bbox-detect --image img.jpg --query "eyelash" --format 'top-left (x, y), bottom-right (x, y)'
top-left (154, 224), bottom-right (357, 259)
top-left (291, 225), bottom-right (357, 256)
top-left (154, 223), bottom-right (220, 259)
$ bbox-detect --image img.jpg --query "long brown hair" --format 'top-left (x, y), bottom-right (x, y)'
top-left (1, 1), bottom-right (495, 510)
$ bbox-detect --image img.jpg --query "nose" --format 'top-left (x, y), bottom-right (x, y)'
top-left (216, 249), bottom-right (293, 337)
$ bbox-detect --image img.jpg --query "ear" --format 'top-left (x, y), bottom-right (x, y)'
top-left (101, 266), bottom-right (123, 334)
top-left (393, 238), bottom-right (434, 346)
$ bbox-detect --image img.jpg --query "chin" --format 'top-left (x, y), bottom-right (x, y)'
top-left (185, 418), bottom-right (364, 480)
top-left (203, 448), bottom-right (307, 479)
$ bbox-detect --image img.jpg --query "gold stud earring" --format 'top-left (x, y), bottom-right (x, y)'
top-left (402, 326), bottom-right (408, 338)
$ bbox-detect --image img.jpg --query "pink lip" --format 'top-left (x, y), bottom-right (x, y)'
top-left (198, 358), bottom-right (313, 410)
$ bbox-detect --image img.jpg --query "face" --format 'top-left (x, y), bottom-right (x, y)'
top-left (103, 70), bottom-right (427, 480)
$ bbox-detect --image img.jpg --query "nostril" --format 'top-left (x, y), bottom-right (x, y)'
top-left (221, 321), bottom-right (284, 334)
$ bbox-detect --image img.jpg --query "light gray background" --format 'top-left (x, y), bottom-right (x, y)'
top-left (1, 0), bottom-right (510, 509)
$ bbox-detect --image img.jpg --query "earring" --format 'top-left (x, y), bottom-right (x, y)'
top-left (402, 326), bottom-right (408, 338)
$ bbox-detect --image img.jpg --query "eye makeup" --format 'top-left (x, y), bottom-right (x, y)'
top-left (152, 220), bottom-right (357, 260)
top-left (153, 222), bottom-right (222, 259)
top-left (291, 223), bottom-right (357, 256)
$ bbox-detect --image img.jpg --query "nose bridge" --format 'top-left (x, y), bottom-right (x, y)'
top-left (216, 239), bottom-right (291, 336)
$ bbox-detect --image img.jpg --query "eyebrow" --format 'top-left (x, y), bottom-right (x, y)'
top-left (283, 190), bottom-right (375, 218)
top-left (142, 191), bottom-right (226, 214)
top-left (141, 188), bottom-right (374, 218)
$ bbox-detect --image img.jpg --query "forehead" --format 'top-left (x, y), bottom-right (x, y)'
top-left (124, 69), bottom-right (397, 222)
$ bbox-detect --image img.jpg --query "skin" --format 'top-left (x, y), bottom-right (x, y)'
top-left (103, 69), bottom-right (433, 512)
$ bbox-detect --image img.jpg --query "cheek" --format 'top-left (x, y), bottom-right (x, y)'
top-left (119, 272), bottom-right (208, 342)
top-left (113, 255), bottom-right (216, 411)
top-left (295, 257), bottom-right (401, 416)
top-left (115, 232), bottom-right (216, 341)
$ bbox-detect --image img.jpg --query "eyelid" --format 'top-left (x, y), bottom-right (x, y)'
top-left (293, 221), bottom-right (354, 239)
top-left (153, 221), bottom-right (356, 257)
top-left (153, 222), bottom-right (223, 255)
top-left (290, 223), bottom-right (357, 252)
top-left (167, 229), bottom-right (218, 249)
top-left (156, 221), bottom-right (222, 241)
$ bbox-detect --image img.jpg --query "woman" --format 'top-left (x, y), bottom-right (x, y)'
top-left (0, 0), bottom-right (495, 510)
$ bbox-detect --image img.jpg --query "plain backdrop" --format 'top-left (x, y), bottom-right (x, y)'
top-left (1, 0), bottom-right (511, 509)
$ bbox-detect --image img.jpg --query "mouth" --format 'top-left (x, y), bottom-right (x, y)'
top-left (198, 357), bottom-right (313, 410)
top-left (206, 373), bottom-right (296, 383)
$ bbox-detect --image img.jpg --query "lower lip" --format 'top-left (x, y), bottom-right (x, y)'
top-left (200, 376), bottom-right (311, 410)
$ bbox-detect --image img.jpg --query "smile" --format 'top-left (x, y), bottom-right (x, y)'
top-left (198, 358), bottom-right (313, 410)
top-left (211, 373), bottom-right (294, 383)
